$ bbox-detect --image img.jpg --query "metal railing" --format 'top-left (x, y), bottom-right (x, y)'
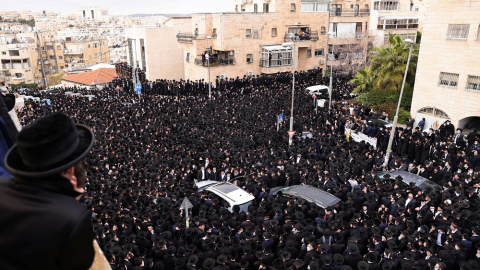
top-left (176, 33), bottom-right (209, 43)
top-left (330, 9), bottom-right (370, 17)
top-left (194, 58), bottom-right (236, 67)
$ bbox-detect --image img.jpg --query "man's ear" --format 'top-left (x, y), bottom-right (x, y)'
top-left (61, 166), bottom-right (75, 182)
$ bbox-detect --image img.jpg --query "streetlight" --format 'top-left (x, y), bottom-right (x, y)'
top-left (383, 38), bottom-right (415, 167)
top-left (282, 42), bottom-right (296, 146)
top-left (328, 32), bottom-right (336, 113)
top-left (206, 36), bottom-right (212, 99)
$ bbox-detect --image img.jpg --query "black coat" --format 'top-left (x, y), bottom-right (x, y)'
top-left (0, 175), bottom-right (95, 270)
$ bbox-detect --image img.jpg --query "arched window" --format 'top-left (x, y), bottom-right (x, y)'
top-left (417, 107), bottom-right (449, 119)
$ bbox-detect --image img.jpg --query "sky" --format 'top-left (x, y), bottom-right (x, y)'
top-left (2, 0), bottom-right (234, 15)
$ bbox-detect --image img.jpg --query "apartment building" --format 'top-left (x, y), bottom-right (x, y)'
top-left (328, 0), bottom-right (370, 75)
top-left (0, 42), bottom-right (36, 86)
top-left (76, 7), bottom-right (110, 21)
top-left (410, 0), bottom-right (480, 130)
top-left (176, 0), bottom-right (330, 81)
top-left (125, 17), bottom-right (192, 81)
top-left (63, 38), bottom-right (110, 69)
top-left (368, 0), bottom-right (427, 46)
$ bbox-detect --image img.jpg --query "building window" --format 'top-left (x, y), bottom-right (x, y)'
top-left (438, 72), bottom-right (459, 87)
top-left (418, 107), bottom-right (449, 119)
top-left (57, 45), bottom-right (61, 50)
top-left (446, 24), bottom-right (470, 40)
top-left (253, 29), bottom-right (259, 38)
top-left (307, 49), bottom-right (312, 58)
top-left (247, 54), bottom-right (253, 63)
top-left (241, 4), bottom-right (246, 12)
top-left (246, 29), bottom-right (252, 38)
top-left (331, 4), bottom-right (342, 16)
top-left (60, 66), bottom-right (64, 69)
top-left (365, 4), bottom-right (369, 9)
top-left (263, 3), bottom-right (269, 12)
top-left (212, 28), bottom-right (217, 37)
top-left (291, 3), bottom-right (296, 12)
top-left (1, 52), bottom-right (5, 55)
top-left (466, 75), bottom-right (480, 91)
top-left (186, 53), bottom-right (190, 63)
top-left (94, 43), bottom-right (99, 48)
top-left (254, 4), bottom-right (258, 13)
top-left (377, 18), bottom-right (419, 30)
top-left (49, 55), bottom-right (55, 60)
top-left (301, 0), bottom-right (329, 12)
top-left (260, 46), bottom-right (292, 67)
top-left (373, 1), bottom-right (398, 10)
top-left (314, 49), bottom-right (324, 56)
top-left (321, 27), bottom-right (326, 34)
top-left (59, 56), bottom-right (63, 59)
top-left (272, 28), bottom-right (277, 37)
top-left (47, 45), bottom-right (53, 50)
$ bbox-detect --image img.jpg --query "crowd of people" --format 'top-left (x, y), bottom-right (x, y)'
top-left (10, 70), bottom-right (480, 270)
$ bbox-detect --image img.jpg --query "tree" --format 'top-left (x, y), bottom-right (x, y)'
top-left (349, 65), bottom-right (375, 94)
top-left (369, 34), bottom-right (419, 92)
top-left (349, 34), bottom-right (420, 123)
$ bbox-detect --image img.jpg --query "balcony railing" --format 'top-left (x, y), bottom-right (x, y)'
top-left (284, 30), bottom-right (319, 42)
top-left (176, 33), bottom-right (208, 43)
top-left (330, 9), bottom-right (370, 17)
top-left (194, 58), bottom-right (236, 67)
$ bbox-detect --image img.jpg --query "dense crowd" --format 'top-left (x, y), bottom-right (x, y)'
top-left (12, 71), bottom-right (480, 270)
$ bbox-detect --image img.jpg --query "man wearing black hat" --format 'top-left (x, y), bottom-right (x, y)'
top-left (0, 113), bottom-right (96, 269)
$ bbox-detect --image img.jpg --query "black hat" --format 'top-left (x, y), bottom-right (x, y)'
top-left (2, 94), bottom-right (15, 112)
top-left (333, 254), bottom-right (344, 264)
top-left (358, 261), bottom-right (369, 270)
top-left (348, 244), bottom-right (360, 255)
top-left (382, 261), bottom-right (393, 270)
top-left (217, 254), bottom-right (228, 265)
top-left (188, 254), bottom-right (199, 265)
top-left (203, 258), bottom-right (215, 269)
top-left (5, 113), bottom-right (95, 177)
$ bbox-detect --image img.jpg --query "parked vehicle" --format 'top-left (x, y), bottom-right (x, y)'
top-left (196, 181), bottom-right (255, 213)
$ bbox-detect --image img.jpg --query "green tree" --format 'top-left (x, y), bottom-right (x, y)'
top-left (349, 65), bottom-right (376, 94)
top-left (369, 34), bottom-right (419, 92)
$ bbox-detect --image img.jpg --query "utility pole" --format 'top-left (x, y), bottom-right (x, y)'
top-left (35, 31), bottom-right (48, 89)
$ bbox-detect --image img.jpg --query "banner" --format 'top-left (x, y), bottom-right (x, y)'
top-left (345, 128), bottom-right (377, 149)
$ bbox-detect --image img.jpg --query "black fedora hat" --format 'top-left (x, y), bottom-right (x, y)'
top-left (2, 94), bottom-right (15, 112)
top-left (5, 113), bottom-right (95, 177)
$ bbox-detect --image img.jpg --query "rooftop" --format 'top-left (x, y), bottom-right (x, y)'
top-left (61, 68), bottom-right (117, 85)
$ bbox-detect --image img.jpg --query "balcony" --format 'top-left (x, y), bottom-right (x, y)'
top-left (284, 30), bottom-right (319, 42)
top-left (176, 33), bottom-right (209, 44)
top-left (194, 58), bottom-right (236, 67)
top-left (330, 9), bottom-right (370, 17)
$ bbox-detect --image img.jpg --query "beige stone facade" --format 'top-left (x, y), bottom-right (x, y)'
top-left (410, 0), bottom-right (480, 130)
top-left (179, 0), bottom-right (330, 82)
top-left (0, 43), bottom-right (36, 86)
top-left (125, 17), bottom-right (192, 81)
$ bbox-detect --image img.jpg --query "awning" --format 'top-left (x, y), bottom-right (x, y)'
top-left (261, 45), bottom-right (292, 51)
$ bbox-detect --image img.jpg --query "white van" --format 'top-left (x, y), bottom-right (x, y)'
top-left (305, 85), bottom-right (329, 97)
top-left (196, 181), bottom-right (255, 213)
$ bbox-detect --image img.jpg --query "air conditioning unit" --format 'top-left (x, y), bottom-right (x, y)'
top-left (219, 74), bottom-right (226, 80)
top-left (320, 59), bottom-right (326, 64)
top-left (229, 51), bottom-right (234, 56)
top-left (247, 71), bottom-right (254, 76)
top-left (356, 35), bottom-right (362, 40)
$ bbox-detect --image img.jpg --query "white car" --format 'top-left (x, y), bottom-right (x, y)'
top-left (305, 85), bottom-right (329, 97)
top-left (196, 181), bottom-right (255, 213)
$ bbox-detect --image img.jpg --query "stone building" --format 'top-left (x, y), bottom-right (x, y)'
top-left (410, 0), bottom-right (480, 131)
